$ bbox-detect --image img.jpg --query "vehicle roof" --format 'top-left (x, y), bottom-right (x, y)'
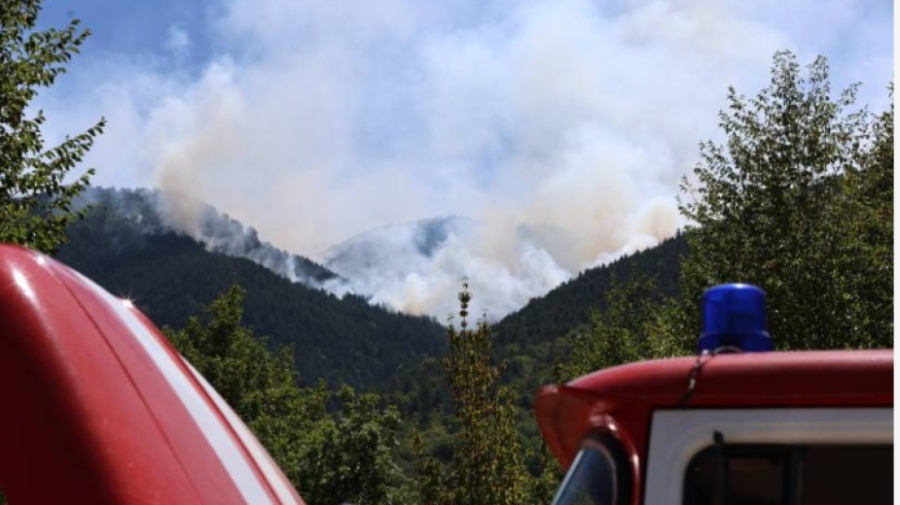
top-left (535, 348), bottom-right (893, 469)
top-left (0, 245), bottom-right (304, 504)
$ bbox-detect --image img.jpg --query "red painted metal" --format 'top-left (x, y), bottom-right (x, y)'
top-left (0, 245), bottom-right (305, 504)
top-left (535, 348), bottom-right (893, 502)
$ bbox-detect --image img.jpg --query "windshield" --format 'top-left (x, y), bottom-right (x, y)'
top-left (551, 435), bottom-right (629, 505)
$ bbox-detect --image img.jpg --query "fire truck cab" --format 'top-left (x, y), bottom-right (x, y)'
top-left (536, 284), bottom-right (893, 505)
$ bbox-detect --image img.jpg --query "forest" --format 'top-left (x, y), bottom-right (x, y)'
top-left (0, 2), bottom-right (893, 504)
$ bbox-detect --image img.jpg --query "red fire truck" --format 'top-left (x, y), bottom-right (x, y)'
top-left (0, 245), bottom-right (305, 504)
top-left (535, 284), bottom-right (893, 504)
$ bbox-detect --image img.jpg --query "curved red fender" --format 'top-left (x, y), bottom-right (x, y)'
top-left (0, 245), bottom-right (305, 504)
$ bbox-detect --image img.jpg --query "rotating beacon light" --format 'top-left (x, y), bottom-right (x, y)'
top-left (698, 283), bottom-right (772, 353)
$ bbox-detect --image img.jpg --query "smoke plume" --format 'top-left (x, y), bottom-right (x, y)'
top-left (41, 0), bottom-right (893, 319)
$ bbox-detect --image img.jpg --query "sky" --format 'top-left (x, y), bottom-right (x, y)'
top-left (35, 0), bottom-right (894, 318)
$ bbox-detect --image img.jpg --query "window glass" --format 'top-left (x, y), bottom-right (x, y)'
top-left (552, 435), bottom-right (629, 505)
top-left (799, 446), bottom-right (892, 505)
top-left (684, 444), bottom-right (892, 505)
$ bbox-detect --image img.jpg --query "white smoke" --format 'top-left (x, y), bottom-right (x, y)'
top-left (38, 0), bottom-right (893, 319)
top-left (74, 187), bottom-right (343, 289)
top-left (319, 217), bottom-right (571, 319)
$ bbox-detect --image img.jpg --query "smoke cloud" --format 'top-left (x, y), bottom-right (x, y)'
top-left (39, 0), bottom-right (893, 318)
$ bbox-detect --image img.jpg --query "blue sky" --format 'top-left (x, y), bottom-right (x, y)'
top-left (40, 0), bottom-right (215, 64)
top-left (33, 0), bottom-right (894, 316)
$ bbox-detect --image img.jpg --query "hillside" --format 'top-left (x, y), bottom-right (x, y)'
top-left (383, 233), bottom-right (688, 422)
top-left (70, 187), bottom-right (343, 287)
top-left (57, 192), bottom-right (447, 388)
top-left (56, 188), bottom-right (688, 395)
top-left (493, 232), bottom-right (687, 350)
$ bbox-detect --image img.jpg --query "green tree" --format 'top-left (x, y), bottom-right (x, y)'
top-left (166, 286), bottom-right (412, 505)
top-left (416, 281), bottom-right (537, 505)
top-left (557, 274), bottom-right (670, 381)
top-left (830, 84), bottom-right (893, 348)
top-left (673, 51), bottom-right (892, 352)
top-left (0, 1), bottom-right (105, 253)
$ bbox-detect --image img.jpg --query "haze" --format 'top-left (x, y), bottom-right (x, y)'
top-left (37, 0), bottom-right (893, 318)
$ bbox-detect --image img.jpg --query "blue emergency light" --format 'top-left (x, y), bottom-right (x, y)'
top-left (698, 283), bottom-right (772, 353)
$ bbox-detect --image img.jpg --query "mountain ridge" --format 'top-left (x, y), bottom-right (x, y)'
top-left (58, 186), bottom-right (686, 392)
top-left (58, 189), bottom-right (448, 388)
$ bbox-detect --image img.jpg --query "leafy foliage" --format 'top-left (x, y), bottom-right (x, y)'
top-left (415, 281), bottom-right (554, 505)
top-left (385, 235), bottom-right (687, 435)
top-left (493, 233), bottom-right (686, 351)
top-left (557, 273), bottom-right (672, 381)
top-left (673, 51), bottom-right (893, 352)
top-left (165, 286), bottom-right (412, 505)
top-left (0, 1), bottom-right (105, 253)
top-left (828, 83), bottom-right (894, 348)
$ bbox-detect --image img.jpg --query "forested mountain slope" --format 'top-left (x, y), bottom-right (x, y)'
top-left (57, 196), bottom-right (447, 387)
top-left (384, 233), bottom-right (688, 422)
top-left (493, 233), bottom-right (687, 350)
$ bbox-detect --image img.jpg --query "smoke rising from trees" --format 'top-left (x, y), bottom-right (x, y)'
top-left (38, 0), bottom-right (892, 318)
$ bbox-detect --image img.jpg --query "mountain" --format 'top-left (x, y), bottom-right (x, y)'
top-left (487, 232), bottom-right (688, 401)
top-left (55, 186), bottom-right (685, 394)
top-left (71, 187), bottom-right (343, 287)
top-left (322, 216), bottom-right (478, 313)
top-left (322, 216), bottom-right (577, 320)
top-left (492, 232), bottom-right (687, 350)
top-left (383, 232), bottom-right (688, 421)
top-left (325, 216), bottom-right (476, 276)
top-left (56, 187), bottom-right (447, 388)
